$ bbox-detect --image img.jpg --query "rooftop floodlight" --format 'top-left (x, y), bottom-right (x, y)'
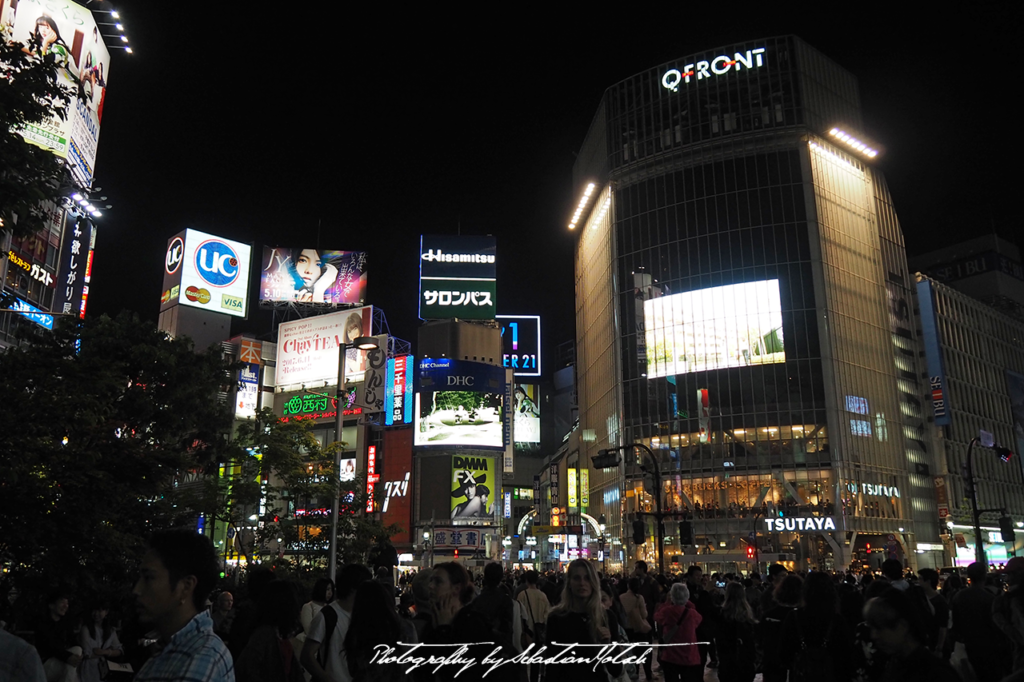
top-left (91, 210), bottom-right (102, 217)
top-left (120, 35), bottom-right (128, 42)
top-left (126, 47), bottom-right (133, 54)
top-left (115, 23), bottom-right (123, 30)
top-left (111, 10), bottom-right (120, 18)
top-left (72, 193), bottom-right (83, 201)
top-left (827, 127), bottom-right (880, 158)
top-left (569, 182), bottom-right (598, 229)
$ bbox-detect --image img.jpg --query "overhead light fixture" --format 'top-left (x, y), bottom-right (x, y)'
top-left (120, 35), bottom-right (128, 42)
top-left (115, 23), bottom-right (123, 30)
top-left (828, 128), bottom-right (878, 158)
top-left (568, 182), bottom-right (597, 229)
top-left (111, 11), bottom-right (120, 18)
top-left (126, 47), bottom-right (133, 54)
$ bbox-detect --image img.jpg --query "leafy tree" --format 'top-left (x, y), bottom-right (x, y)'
top-left (182, 408), bottom-right (400, 581)
top-left (0, 33), bottom-right (75, 240)
top-left (0, 312), bottom-right (237, 592)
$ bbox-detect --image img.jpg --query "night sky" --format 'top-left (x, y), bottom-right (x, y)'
top-left (87, 5), bottom-right (1020, 360)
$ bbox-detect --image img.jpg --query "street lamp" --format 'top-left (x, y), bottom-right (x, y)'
top-left (965, 437), bottom-right (1015, 566)
top-left (328, 335), bottom-right (380, 581)
top-left (595, 443), bottom-right (664, 574)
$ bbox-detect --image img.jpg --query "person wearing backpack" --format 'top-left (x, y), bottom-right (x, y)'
top-left (780, 571), bottom-right (853, 682)
top-left (653, 583), bottom-right (703, 682)
top-left (300, 564), bottom-right (372, 682)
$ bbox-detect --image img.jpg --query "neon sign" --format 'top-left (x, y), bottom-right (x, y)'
top-left (366, 445), bottom-right (378, 512)
top-left (661, 48), bottom-right (766, 92)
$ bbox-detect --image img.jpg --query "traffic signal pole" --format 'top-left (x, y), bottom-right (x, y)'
top-left (595, 443), bottom-right (664, 574)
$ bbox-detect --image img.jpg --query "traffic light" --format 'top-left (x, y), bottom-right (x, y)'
top-left (632, 519), bottom-right (646, 544)
top-left (454, 548), bottom-right (459, 559)
top-left (996, 446), bottom-right (1015, 463)
top-left (679, 521), bottom-right (693, 545)
top-left (747, 545), bottom-right (756, 560)
top-left (1000, 516), bottom-right (1016, 544)
top-left (592, 450), bottom-right (622, 469)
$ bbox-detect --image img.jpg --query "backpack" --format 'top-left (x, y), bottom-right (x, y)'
top-left (316, 604), bottom-right (339, 669)
top-left (791, 617), bottom-right (836, 682)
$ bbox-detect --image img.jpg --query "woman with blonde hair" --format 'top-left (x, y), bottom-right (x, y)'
top-left (716, 582), bottom-right (757, 682)
top-left (545, 559), bottom-right (625, 681)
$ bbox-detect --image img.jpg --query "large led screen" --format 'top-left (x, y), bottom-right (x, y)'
top-left (415, 358), bottom-right (505, 450)
top-left (8, 0), bottom-right (110, 187)
top-left (512, 383), bottom-right (540, 445)
top-left (644, 279), bottom-right (785, 378)
top-left (450, 455), bottom-right (496, 521)
top-left (259, 247), bottom-right (367, 305)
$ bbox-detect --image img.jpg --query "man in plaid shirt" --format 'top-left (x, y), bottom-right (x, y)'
top-left (133, 530), bottom-right (234, 682)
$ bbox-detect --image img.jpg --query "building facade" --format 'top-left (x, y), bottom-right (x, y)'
top-left (572, 36), bottom-right (942, 572)
top-left (916, 273), bottom-right (1024, 567)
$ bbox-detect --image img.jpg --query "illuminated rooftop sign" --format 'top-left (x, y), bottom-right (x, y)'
top-left (662, 48), bottom-right (766, 92)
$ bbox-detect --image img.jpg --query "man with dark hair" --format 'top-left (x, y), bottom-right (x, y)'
top-left (301, 564), bottom-right (372, 682)
top-left (470, 563), bottom-right (514, 650)
top-left (133, 529), bottom-right (233, 682)
top-left (881, 559), bottom-right (909, 590)
top-left (917, 568), bottom-right (948, 654)
top-left (951, 561), bottom-right (1012, 681)
top-left (36, 590), bottom-right (81, 682)
top-left (759, 563), bottom-right (788, 616)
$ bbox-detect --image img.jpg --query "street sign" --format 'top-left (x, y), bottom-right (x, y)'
top-left (227, 527), bottom-right (236, 539)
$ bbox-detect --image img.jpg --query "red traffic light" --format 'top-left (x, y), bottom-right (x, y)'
top-left (747, 545), bottom-right (755, 559)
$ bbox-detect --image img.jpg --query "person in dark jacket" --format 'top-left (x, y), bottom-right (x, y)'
top-left (780, 571), bottom-right (853, 682)
top-left (236, 581), bottom-right (305, 682)
top-left (864, 588), bottom-right (960, 682)
top-left (716, 582), bottom-right (757, 682)
top-left (758, 574), bottom-right (801, 682)
top-left (654, 583), bottom-right (703, 682)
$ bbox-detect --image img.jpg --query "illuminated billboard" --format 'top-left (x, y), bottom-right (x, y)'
top-left (497, 315), bottom-right (541, 376)
top-left (385, 355), bottom-right (414, 426)
top-left (644, 279), bottom-right (785, 377)
top-left (419, 235), bottom-right (496, 320)
top-left (160, 229), bottom-right (253, 318)
top-left (274, 306), bottom-right (374, 390)
top-left (450, 455), bottom-right (496, 522)
top-left (259, 247), bottom-right (367, 305)
top-left (512, 383), bottom-right (540, 445)
top-left (415, 358), bottom-right (506, 450)
top-left (8, 0), bottom-right (110, 187)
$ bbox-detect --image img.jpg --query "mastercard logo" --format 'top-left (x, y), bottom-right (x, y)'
top-left (185, 286), bottom-right (211, 304)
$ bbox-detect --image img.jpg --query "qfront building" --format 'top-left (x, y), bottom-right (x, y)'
top-left (570, 36), bottom-right (943, 572)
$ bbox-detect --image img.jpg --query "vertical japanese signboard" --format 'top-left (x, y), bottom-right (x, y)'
top-left (365, 445), bottom-right (379, 513)
top-left (916, 279), bottom-right (951, 425)
top-left (354, 335), bottom-right (388, 413)
top-left (54, 216), bottom-right (93, 317)
top-left (503, 368), bottom-right (514, 474)
top-left (385, 355), bottom-right (414, 426)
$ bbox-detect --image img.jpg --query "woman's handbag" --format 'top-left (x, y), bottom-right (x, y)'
top-left (633, 598), bottom-right (652, 635)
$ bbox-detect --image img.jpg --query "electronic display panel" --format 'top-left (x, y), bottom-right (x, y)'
top-left (8, 0), bottom-right (110, 186)
top-left (415, 358), bottom-right (506, 450)
top-left (644, 279), bottom-right (785, 377)
top-left (512, 383), bottom-right (540, 445)
top-left (259, 247), bottom-right (367, 305)
top-left (497, 315), bottom-right (541, 377)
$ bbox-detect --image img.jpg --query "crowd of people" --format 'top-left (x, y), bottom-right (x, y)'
top-left (4, 535), bottom-right (1024, 682)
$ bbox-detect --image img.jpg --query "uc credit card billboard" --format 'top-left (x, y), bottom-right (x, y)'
top-left (415, 358), bottom-right (506, 450)
top-left (161, 229), bottom-right (253, 318)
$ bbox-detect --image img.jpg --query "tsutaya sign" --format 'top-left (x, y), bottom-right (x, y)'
top-left (662, 48), bottom-right (766, 92)
top-left (847, 483), bottom-right (901, 498)
top-left (765, 516), bottom-right (837, 532)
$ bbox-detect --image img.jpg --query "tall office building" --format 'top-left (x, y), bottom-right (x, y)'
top-left (570, 36), bottom-right (941, 572)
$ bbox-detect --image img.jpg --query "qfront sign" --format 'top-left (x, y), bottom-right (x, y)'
top-left (661, 48), bottom-right (766, 92)
top-left (419, 235), bottom-right (496, 320)
top-left (764, 516), bottom-right (837, 532)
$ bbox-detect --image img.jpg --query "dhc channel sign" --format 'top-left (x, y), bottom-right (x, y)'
top-left (195, 239), bottom-right (241, 288)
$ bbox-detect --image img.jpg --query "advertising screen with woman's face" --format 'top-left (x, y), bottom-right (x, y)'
top-left (260, 247), bottom-right (368, 305)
